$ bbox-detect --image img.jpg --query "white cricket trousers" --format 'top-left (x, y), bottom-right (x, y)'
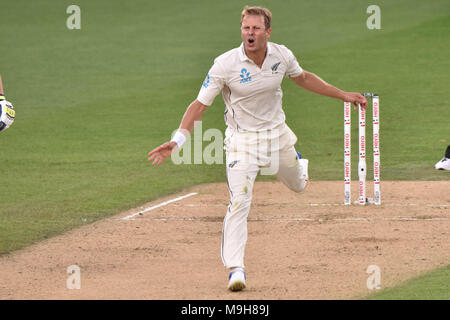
top-left (221, 124), bottom-right (308, 269)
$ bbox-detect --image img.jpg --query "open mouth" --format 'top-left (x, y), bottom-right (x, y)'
top-left (248, 39), bottom-right (255, 46)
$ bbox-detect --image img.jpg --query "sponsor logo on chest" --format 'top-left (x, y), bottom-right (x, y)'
top-left (239, 68), bottom-right (252, 83)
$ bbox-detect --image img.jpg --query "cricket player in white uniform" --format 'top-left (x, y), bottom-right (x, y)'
top-left (149, 6), bottom-right (367, 291)
top-left (0, 74), bottom-right (16, 132)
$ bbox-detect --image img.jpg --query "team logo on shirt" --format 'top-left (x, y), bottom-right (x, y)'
top-left (239, 68), bottom-right (252, 83)
top-left (203, 73), bottom-right (210, 88)
top-left (271, 62), bottom-right (281, 74)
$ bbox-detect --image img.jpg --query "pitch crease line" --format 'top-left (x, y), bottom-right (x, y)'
top-left (163, 203), bottom-right (449, 208)
top-left (145, 217), bottom-right (449, 222)
top-left (152, 217), bottom-right (450, 222)
top-left (120, 192), bottom-right (198, 221)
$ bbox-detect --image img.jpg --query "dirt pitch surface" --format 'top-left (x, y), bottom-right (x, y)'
top-left (0, 181), bottom-right (449, 300)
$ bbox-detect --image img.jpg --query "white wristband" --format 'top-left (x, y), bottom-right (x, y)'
top-left (170, 130), bottom-right (187, 148)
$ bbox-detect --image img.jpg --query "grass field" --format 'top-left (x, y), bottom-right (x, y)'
top-left (366, 265), bottom-right (450, 300)
top-left (1, 0), bottom-right (449, 299)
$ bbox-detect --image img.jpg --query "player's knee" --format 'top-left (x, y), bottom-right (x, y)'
top-left (228, 194), bottom-right (252, 214)
top-left (290, 179), bottom-right (308, 193)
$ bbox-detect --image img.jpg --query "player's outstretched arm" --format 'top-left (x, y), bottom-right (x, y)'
top-left (0, 74), bottom-right (4, 95)
top-left (148, 99), bottom-right (208, 166)
top-left (291, 70), bottom-right (367, 110)
top-left (0, 74), bottom-right (17, 132)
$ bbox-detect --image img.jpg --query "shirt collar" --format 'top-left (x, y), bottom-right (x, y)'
top-left (239, 42), bottom-right (273, 62)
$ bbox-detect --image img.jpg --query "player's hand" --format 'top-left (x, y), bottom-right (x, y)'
top-left (343, 92), bottom-right (367, 110)
top-left (0, 100), bottom-right (16, 131)
top-left (148, 141), bottom-right (177, 166)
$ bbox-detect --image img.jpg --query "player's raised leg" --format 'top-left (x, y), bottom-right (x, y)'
top-left (275, 146), bottom-right (309, 193)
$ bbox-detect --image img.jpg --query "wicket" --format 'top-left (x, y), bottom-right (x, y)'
top-left (344, 93), bottom-right (380, 205)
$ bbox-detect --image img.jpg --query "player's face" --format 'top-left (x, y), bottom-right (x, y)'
top-left (241, 15), bottom-right (271, 54)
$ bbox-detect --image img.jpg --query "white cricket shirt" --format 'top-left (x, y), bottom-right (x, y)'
top-left (197, 42), bottom-right (303, 132)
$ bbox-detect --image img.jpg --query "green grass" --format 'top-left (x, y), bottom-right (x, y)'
top-left (365, 265), bottom-right (450, 299)
top-left (0, 0), bottom-right (449, 298)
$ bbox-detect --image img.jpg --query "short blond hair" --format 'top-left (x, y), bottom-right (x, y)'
top-left (240, 6), bottom-right (272, 30)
